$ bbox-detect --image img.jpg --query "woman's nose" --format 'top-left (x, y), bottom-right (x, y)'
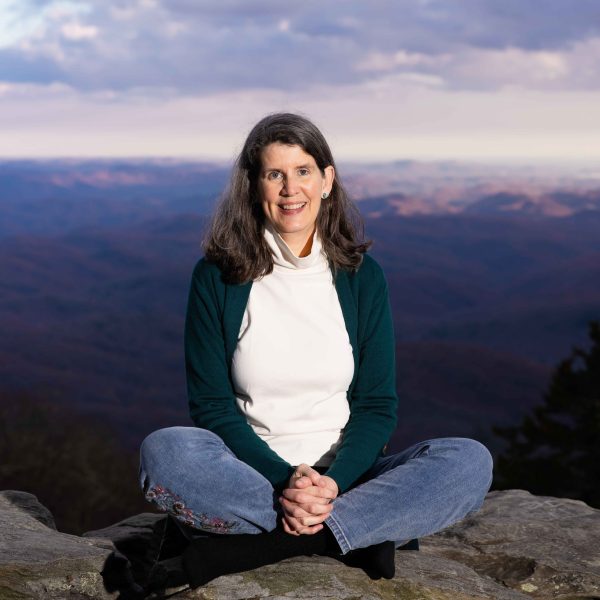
top-left (281, 174), bottom-right (300, 196)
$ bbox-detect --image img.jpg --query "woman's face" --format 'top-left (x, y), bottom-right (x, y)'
top-left (258, 142), bottom-right (334, 256)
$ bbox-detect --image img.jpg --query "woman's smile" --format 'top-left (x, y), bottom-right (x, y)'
top-left (259, 142), bottom-right (334, 256)
top-left (278, 202), bottom-right (307, 214)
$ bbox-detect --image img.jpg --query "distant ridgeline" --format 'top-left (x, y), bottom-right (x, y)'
top-left (1, 159), bottom-right (599, 455)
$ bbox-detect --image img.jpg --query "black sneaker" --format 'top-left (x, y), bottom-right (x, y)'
top-left (397, 538), bottom-right (419, 551)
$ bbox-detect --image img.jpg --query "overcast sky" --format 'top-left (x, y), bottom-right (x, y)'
top-left (1, 0), bottom-right (599, 161)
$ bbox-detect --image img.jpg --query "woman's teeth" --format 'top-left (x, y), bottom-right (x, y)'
top-left (281, 203), bottom-right (306, 210)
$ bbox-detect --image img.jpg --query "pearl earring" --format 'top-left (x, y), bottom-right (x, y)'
top-left (322, 192), bottom-right (329, 199)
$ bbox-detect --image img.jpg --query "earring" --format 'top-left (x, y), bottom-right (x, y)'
top-left (322, 192), bottom-right (329, 199)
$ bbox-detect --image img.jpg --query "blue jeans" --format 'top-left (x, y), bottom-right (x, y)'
top-left (139, 427), bottom-right (493, 555)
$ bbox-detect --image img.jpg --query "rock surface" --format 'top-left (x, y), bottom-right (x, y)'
top-left (0, 491), bottom-right (115, 599)
top-left (1, 488), bottom-right (599, 599)
top-left (422, 489), bottom-right (600, 600)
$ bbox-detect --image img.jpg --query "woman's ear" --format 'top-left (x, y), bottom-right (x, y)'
top-left (323, 165), bottom-right (335, 196)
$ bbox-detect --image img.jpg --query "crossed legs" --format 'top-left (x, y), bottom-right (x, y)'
top-left (139, 426), bottom-right (493, 554)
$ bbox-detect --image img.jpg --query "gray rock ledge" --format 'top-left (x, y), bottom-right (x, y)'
top-left (1, 488), bottom-right (599, 599)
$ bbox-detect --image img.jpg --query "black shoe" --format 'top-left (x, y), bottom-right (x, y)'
top-left (143, 556), bottom-right (189, 596)
top-left (397, 538), bottom-right (419, 551)
top-left (155, 516), bottom-right (191, 561)
top-left (129, 515), bottom-right (191, 594)
top-left (100, 550), bottom-right (146, 599)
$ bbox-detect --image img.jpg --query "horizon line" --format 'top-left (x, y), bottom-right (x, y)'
top-left (0, 154), bottom-right (598, 168)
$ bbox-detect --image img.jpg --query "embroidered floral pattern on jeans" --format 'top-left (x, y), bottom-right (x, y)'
top-left (145, 484), bottom-right (237, 533)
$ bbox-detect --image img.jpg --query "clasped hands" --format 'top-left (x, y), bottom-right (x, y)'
top-left (279, 463), bottom-right (338, 536)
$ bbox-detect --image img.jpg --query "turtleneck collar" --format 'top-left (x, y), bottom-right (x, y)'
top-left (263, 222), bottom-right (326, 270)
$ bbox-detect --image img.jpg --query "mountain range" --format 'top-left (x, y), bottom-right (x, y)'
top-left (1, 159), bottom-right (598, 456)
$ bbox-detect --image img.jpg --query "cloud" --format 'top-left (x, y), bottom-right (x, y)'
top-left (442, 36), bottom-right (600, 91)
top-left (61, 21), bottom-right (98, 40)
top-left (0, 47), bottom-right (66, 84)
top-left (0, 0), bottom-right (598, 96)
top-left (356, 50), bottom-right (451, 73)
top-left (1, 74), bottom-right (599, 162)
top-left (1, 0), bottom-right (599, 162)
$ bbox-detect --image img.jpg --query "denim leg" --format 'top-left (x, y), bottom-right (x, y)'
top-left (139, 426), bottom-right (280, 535)
top-left (325, 437), bottom-right (493, 554)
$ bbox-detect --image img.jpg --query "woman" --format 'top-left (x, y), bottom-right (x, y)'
top-left (139, 112), bottom-right (493, 590)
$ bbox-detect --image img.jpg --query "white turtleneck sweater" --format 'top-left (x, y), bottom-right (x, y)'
top-left (230, 224), bottom-right (354, 467)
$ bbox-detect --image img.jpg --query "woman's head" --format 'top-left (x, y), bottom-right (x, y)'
top-left (241, 113), bottom-right (336, 255)
top-left (203, 112), bottom-right (370, 283)
top-left (240, 112), bottom-right (335, 182)
top-left (257, 141), bottom-right (333, 257)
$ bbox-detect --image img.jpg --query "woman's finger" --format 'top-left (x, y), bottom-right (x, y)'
top-left (281, 503), bottom-right (331, 527)
top-left (280, 497), bottom-right (313, 518)
top-left (284, 483), bottom-right (337, 499)
top-left (280, 496), bottom-right (332, 517)
top-left (317, 475), bottom-right (339, 499)
top-left (282, 487), bottom-right (336, 504)
top-left (284, 514), bottom-right (324, 535)
top-left (293, 464), bottom-right (321, 486)
top-left (282, 516), bottom-right (299, 535)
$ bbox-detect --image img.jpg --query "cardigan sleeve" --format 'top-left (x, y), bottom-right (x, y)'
top-left (324, 257), bottom-right (398, 493)
top-left (184, 259), bottom-right (296, 492)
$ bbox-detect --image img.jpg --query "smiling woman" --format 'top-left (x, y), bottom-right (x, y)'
top-left (137, 112), bottom-right (494, 594)
top-left (258, 142), bottom-right (334, 256)
top-left (196, 112), bottom-right (369, 285)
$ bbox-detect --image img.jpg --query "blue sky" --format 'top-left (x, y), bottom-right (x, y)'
top-left (1, 0), bottom-right (599, 161)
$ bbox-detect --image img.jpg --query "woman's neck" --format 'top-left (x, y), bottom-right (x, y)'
top-left (280, 228), bottom-right (316, 258)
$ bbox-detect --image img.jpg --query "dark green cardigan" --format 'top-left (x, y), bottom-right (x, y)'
top-left (184, 253), bottom-right (398, 493)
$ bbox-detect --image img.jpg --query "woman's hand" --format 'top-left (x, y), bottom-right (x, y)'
top-left (279, 464), bottom-right (339, 535)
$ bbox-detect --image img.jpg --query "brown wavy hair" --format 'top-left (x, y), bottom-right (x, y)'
top-left (203, 112), bottom-right (371, 284)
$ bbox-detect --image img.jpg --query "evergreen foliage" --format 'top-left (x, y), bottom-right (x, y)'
top-left (493, 320), bottom-right (600, 507)
top-left (0, 390), bottom-right (151, 534)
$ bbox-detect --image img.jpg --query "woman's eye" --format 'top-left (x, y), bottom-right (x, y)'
top-left (267, 171), bottom-right (282, 181)
top-left (298, 168), bottom-right (310, 176)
